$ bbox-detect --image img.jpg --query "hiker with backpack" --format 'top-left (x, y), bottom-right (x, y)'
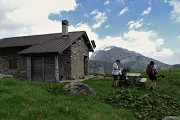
top-left (146, 61), bottom-right (159, 90)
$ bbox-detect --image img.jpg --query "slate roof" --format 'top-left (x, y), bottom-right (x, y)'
top-left (0, 31), bottom-right (94, 54)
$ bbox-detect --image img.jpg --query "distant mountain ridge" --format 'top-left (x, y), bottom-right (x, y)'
top-left (173, 64), bottom-right (180, 68)
top-left (89, 46), bottom-right (168, 74)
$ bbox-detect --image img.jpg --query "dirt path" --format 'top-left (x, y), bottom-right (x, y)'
top-left (59, 75), bottom-right (95, 83)
top-left (0, 74), bottom-right (97, 82)
top-left (0, 74), bottom-right (13, 79)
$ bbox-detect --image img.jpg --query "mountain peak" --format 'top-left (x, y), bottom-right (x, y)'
top-left (90, 46), bottom-right (167, 72)
top-left (101, 46), bottom-right (115, 51)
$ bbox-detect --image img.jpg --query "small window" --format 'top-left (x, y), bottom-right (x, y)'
top-left (9, 59), bottom-right (17, 69)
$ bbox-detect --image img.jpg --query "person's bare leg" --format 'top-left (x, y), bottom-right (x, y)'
top-left (116, 80), bottom-right (119, 87)
top-left (114, 80), bottom-right (118, 87)
top-left (152, 80), bottom-right (154, 89)
top-left (112, 79), bottom-right (115, 86)
top-left (154, 81), bottom-right (157, 89)
top-left (150, 80), bottom-right (153, 90)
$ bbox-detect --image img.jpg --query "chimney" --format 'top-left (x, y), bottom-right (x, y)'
top-left (62, 20), bottom-right (69, 38)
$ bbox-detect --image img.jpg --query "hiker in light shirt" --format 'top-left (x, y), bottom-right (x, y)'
top-left (112, 59), bottom-right (121, 87)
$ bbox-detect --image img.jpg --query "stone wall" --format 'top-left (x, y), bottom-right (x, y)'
top-left (58, 47), bottom-right (72, 80)
top-left (70, 37), bottom-right (89, 79)
top-left (58, 37), bottom-right (89, 80)
top-left (0, 38), bottom-right (90, 81)
top-left (0, 47), bottom-right (27, 78)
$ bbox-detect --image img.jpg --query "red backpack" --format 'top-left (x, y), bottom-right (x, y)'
top-left (146, 64), bottom-right (154, 76)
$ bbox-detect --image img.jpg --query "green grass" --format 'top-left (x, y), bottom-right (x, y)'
top-left (0, 68), bottom-right (179, 120)
top-left (0, 77), bottom-right (134, 120)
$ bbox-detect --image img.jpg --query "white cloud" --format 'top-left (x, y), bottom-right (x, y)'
top-left (127, 19), bottom-right (143, 29)
top-left (101, 36), bottom-right (129, 49)
top-left (154, 48), bottom-right (173, 57)
top-left (104, 1), bottom-right (110, 5)
top-left (178, 35), bottom-right (180, 39)
top-left (117, 0), bottom-right (124, 5)
top-left (90, 9), bottom-right (107, 29)
top-left (0, 0), bottom-right (78, 39)
top-left (105, 25), bottom-right (110, 28)
top-left (92, 29), bottom-right (174, 64)
top-left (155, 38), bottom-right (164, 46)
top-left (77, 3), bottom-right (83, 8)
top-left (69, 22), bottom-right (98, 41)
top-left (106, 8), bottom-right (111, 12)
top-left (118, 7), bottom-right (129, 16)
top-left (84, 13), bottom-right (89, 18)
top-left (166, 0), bottom-right (180, 23)
top-left (123, 30), bottom-right (160, 54)
top-left (153, 49), bottom-right (179, 65)
top-left (142, 7), bottom-right (152, 16)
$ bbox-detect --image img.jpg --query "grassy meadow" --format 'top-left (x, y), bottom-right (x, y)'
top-left (0, 69), bottom-right (179, 120)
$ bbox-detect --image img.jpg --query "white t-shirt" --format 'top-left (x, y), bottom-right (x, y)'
top-left (112, 62), bottom-right (119, 75)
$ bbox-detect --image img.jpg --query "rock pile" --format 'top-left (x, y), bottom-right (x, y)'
top-left (162, 116), bottom-right (180, 120)
top-left (63, 82), bottom-right (96, 97)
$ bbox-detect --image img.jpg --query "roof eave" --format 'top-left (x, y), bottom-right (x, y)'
top-left (82, 32), bottom-right (95, 52)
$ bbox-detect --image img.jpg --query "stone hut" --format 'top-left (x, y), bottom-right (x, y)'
top-left (0, 20), bottom-right (96, 82)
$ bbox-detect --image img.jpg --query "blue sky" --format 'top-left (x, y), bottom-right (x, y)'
top-left (0, 0), bottom-right (180, 65)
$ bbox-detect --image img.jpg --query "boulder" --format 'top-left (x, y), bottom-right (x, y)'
top-left (162, 116), bottom-right (180, 120)
top-left (63, 82), bottom-right (96, 97)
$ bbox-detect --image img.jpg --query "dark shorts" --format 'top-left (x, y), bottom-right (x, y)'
top-left (113, 75), bottom-right (119, 80)
top-left (119, 74), bottom-right (126, 80)
top-left (149, 75), bottom-right (157, 81)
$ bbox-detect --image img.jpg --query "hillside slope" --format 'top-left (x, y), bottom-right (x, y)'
top-left (90, 46), bottom-right (167, 73)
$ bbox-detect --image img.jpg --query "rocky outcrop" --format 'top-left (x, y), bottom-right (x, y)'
top-left (89, 60), bottom-right (112, 74)
top-left (63, 82), bottom-right (96, 97)
top-left (89, 46), bottom-right (168, 73)
top-left (162, 116), bottom-right (180, 120)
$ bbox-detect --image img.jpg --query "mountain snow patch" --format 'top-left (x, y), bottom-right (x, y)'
top-left (102, 46), bottom-right (115, 51)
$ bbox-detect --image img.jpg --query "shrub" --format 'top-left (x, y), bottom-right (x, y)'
top-left (106, 89), bottom-right (180, 120)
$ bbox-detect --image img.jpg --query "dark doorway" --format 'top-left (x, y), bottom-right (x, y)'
top-left (84, 56), bottom-right (88, 76)
top-left (44, 56), bottom-right (55, 82)
top-left (31, 56), bottom-right (55, 82)
top-left (31, 57), bottom-right (43, 81)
